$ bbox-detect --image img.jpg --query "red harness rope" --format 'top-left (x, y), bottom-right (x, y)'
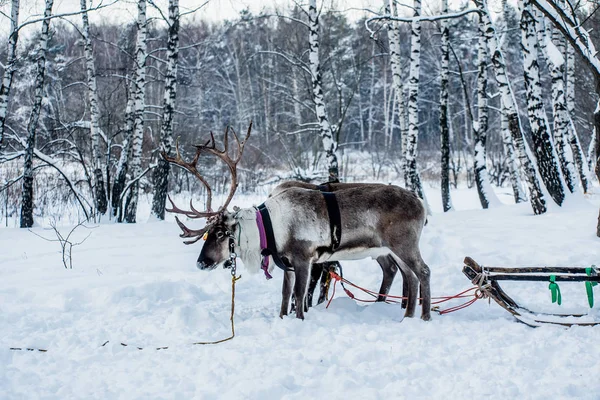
top-left (326, 271), bottom-right (483, 315)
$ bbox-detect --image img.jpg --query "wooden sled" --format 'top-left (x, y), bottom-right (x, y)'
top-left (462, 257), bottom-right (600, 327)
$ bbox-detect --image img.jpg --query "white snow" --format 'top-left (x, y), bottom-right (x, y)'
top-left (1, 186), bottom-right (600, 399)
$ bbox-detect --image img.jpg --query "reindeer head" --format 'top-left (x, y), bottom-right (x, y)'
top-left (196, 212), bottom-right (237, 270)
top-left (162, 123), bottom-right (251, 271)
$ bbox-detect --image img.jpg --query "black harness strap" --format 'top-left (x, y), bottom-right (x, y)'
top-left (316, 183), bottom-right (332, 192)
top-left (257, 203), bottom-right (289, 271)
top-left (257, 183), bottom-right (342, 271)
top-left (316, 182), bottom-right (342, 251)
top-left (321, 191), bottom-right (342, 251)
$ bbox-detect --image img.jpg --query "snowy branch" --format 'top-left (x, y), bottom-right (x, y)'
top-left (531, 0), bottom-right (600, 79)
top-left (365, 9), bottom-right (480, 37)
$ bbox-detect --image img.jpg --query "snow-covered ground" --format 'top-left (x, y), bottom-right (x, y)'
top-left (1, 186), bottom-right (599, 399)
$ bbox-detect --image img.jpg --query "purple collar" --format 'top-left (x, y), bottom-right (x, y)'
top-left (255, 210), bottom-right (273, 279)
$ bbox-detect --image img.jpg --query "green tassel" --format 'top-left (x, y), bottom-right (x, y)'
top-left (585, 267), bottom-right (598, 309)
top-left (549, 275), bottom-right (561, 306)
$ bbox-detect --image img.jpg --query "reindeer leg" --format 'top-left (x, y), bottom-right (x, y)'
top-left (399, 252), bottom-right (431, 321)
top-left (375, 255), bottom-right (398, 302)
top-left (292, 262), bottom-right (311, 320)
top-left (317, 262), bottom-right (338, 305)
top-left (280, 270), bottom-right (295, 318)
top-left (307, 263), bottom-right (323, 309)
top-left (390, 255), bottom-right (418, 318)
top-left (415, 257), bottom-right (431, 321)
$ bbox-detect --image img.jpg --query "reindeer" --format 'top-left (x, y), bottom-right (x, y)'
top-left (163, 124), bottom-right (431, 321)
top-left (269, 181), bottom-right (410, 313)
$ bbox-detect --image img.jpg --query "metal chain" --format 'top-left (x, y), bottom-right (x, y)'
top-left (227, 234), bottom-right (237, 276)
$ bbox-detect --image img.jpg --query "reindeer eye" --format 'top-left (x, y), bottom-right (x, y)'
top-left (216, 231), bottom-right (224, 239)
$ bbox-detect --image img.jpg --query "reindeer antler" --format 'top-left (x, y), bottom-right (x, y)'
top-left (195, 121), bottom-right (252, 213)
top-left (162, 139), bottom-right (216, 217)
top-left (161, 122), bottom-right (252, 244)
top-left (173, 215), bottom-right (207, 245)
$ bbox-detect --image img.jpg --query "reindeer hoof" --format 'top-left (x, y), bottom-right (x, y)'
top-left (421, 314), bottom-right (432, 321)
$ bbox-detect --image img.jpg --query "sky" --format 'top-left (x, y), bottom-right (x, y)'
top-left (0, 0), bottom-right (490, 37)
top-left (0, 0), bottom-right (512, 44)
top-left (2, 0), bottom-right (386, 29)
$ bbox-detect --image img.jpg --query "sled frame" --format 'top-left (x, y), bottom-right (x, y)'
top-left (462, 257), bottom-right (600, 327)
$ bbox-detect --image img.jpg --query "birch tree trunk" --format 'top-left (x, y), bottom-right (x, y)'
top-left (20, 0), bottom-right (54, 228)
top-left (405, 0), bottom-right (425, 198)
top-left (529, 0), bottom-right (600, 232)
top-left (501, 110), bottom-right (527, 202)
top-left (308, 0), bottom-right (339, 181)
top-left (80, 0), bottom-right (107, 215)
top-left (473, 15), bottom-right (500, 209)
top-left (123, 0), bottom-right (147, 223)
top-left (474, 0), bottom-right (547, 214)
top-left (384, 0), bottom-right (408, 182)
top-left (151, 0), bottom-right (179, 220)
top-left (500, 0), bottom-right (527, 203)
top-left (564, 35), bottom-right (590, 191)
top-left (536, 13), bottom-right (577, 193)
top-left (112, 78), bottom-right (135, 219)
top-left (569, 40), bottom-right (596, 179)
top-left (520, 1), bottom-right (565, 206)
top-left (589, 131), bottom-right (597, 175)
top-left (439, 0), bottom-right (452, 211)
top-left (292, 68), bottom-right (302, 127)
top-left (393, 0), bottom-right (409, 187)
top-left (367, 52), bottom-right (375, 144)
top-left (0, 0), bottom-right (20, 147)
top-left (382, 65), bottom-right (390, 145)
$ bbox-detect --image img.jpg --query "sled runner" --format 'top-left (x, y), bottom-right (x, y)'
top-left (462, 257), bottom-right (600, 327)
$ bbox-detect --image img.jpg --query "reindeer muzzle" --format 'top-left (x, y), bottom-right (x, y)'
top-left (196, 260), bottom-right (218, 271)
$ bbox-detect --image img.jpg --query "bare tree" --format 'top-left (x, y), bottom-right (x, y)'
top-left (520, 0), bottom-right (565, 206)
top-left (562, 11), bottom-right (590, 193)
top-left (80, 0), bottom-right (108, 215)
top-left (29, 220), bottom-right (93, 269)
top-left (123, 0), bottom-right (148, 223)
top-left (383, 0), bottom-right (408, 182)
top-left (473, 11), bottom-right (500, 209)
top-left (20, 0), bottom-right (54, 228)
top-left (308, 0), bottom-right (339, 181)
top-left (112, 73), bottom-right (136, 220)
top-left (474, 0), bottom-right (547, 215)
top-left (531, 0), bottom-right (600, 234)
top-left (536, 10), bottom-right (577, 193)
top-left (0, 0), bottom-right (20, 147)
top-left (405, 0), bottom-right (425, 198)
top-left (439, 0), bottom-right (452, 211)
top-left (499, 0), bottom-right (527, 203)
top-left (151, 0), bottom-right (180, 219)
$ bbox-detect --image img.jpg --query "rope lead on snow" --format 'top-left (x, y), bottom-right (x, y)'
top-left (585, 267), bottom-right (598, 308)
top-left (549, 275), bottom-right (562, 306)
top-left (10, 347), bottom-right (47, 352)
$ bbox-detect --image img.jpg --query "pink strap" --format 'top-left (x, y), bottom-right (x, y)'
top-left (255, 210), bottom-right (272, 279)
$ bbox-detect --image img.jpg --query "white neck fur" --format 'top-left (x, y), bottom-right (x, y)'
top-left (234, 208), bottom-right (263, 274)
